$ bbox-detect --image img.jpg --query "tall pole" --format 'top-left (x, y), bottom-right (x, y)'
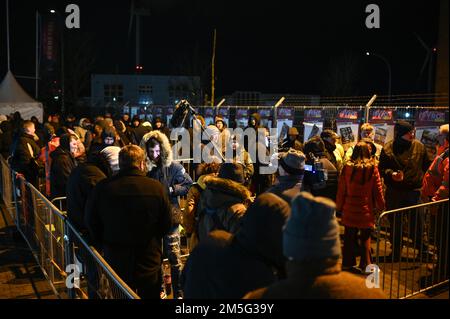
top-left (211, 29), bottom-right (217, 107)
top-left (61, 14), bottom-right (65, 114)
top-left (35, 11), bottom-right (39, 99)
top-left (373, 53), bottom-right (391, 105)
top-left (367, 52), bottom-right (391, 105)
top-left (136, 14), bottom-right (140, 67)
top-left (6, 0), bottom-right (11, 71)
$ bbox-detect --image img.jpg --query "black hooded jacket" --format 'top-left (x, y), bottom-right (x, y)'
top-left (379, 138), bottom-right (432, 190)
top-left (182, 193), bottom-right (290, 299)
top-left (50, 135), bottom-right (77, 199)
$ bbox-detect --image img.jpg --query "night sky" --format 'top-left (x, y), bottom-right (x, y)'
top-left (0, 0), bottom-right (442, 99)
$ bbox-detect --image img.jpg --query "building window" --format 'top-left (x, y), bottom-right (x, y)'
top-left (139, 84), bottom-right (153, 95)
top-left (104, 84), bottom-right (123, 102)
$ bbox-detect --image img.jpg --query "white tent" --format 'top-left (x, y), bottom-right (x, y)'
top-left (0, 71), bottom-right (43, 122)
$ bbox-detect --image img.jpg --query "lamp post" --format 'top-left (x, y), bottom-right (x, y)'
top-left (50, 9), bottom-right (65, 114)
top-left (366, 52), bottom-right (392, 105)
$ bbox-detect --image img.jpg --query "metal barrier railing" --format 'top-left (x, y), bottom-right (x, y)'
top-left (51, 197), bottom-right (67, 214)
top-left (64, 221), bottom-right (140, 299)
top-left (0, 156), bottom-right (140, 299)
top-left (375, 199), bottom-right (449, 299)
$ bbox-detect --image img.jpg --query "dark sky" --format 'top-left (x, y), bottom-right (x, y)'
top-left (0, 0), bottom-right (442, 98)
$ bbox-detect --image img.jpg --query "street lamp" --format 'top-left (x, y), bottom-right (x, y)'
top-left (366, 51), bottom-right (392, 105)
top-left (50, 9), bottom-right (65, 114)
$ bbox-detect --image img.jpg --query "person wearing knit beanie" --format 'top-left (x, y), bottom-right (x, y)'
top-left (394, 120), bottom-right (414, 139)
top-left (243, 192), bottom-right (386, 299)
top-left (100, 146), bottom-right (121, 174)
top-left (266, 149), bottom-right (306, 204)
top-left (379, 120), bottom-right (431, 261)
top-left (283, 192), bottom-right (340, 261)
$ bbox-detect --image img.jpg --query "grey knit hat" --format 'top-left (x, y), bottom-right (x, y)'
top-left (283, 192), bottom-right (340, 261)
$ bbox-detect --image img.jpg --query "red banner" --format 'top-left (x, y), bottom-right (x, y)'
top-left (337, 109), bottom-right (359, 122)
top-left (369, 109), bottom-right (394, 124)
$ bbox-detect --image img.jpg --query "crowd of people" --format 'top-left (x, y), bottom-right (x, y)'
top-left (0, 110), bottom-right (448, 299)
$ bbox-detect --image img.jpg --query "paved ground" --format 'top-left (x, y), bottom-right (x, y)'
top-left (0, 199), bottom-right (447, 300)
top-left (0, 203), bottom-right (58, 299)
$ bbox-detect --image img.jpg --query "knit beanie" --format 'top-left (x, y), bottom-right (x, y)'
top-left (100, 146), bottom-right (121, 174)
top-left (394, 120), bottom-right (414, 139)
top-left (283, 192), bottom-right (340, 261)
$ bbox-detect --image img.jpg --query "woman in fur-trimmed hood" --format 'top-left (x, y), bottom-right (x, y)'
top-left (140, 130), bottom-right (192, 221)
top-left (140, 130), bottom-right (192, 299)
top-left (196, 162), bottom-right (253, 242)
top-left (140, 130), bottom-right (174, 171)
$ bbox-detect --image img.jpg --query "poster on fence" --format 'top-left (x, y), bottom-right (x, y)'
top-left (372, 123), bottom-right (394, 146)
top-left (165, 107), bottom-right (174, 127)
top-left (303, 122), bottom-right (323, 143)
top-left (259, 108), bottom-right (273, 129)
top-left (369, 109), bottom-right (395, 124)
top-left (236, 109), bottom-right (249, 128)
top-left (216, 108), bottom-right (230, 127)
top-left (336, 122), bottom-right (359, 145)
top-left (277, 120), bottom-right (294, 143)
top-left (153, 107), bottom-right (163, 121)
top-left (304, 109), bottom-right (323, 122)
top-left (415, 110), bottom-right (446, 127)
top-left (416, 126), bottom-right (440, 158)
top-left (337, 109), bottom-right (360, 122)
top-left (203, 107), bottom-right (215, 126)
top-left (276, 108), bottom-right (294, 142)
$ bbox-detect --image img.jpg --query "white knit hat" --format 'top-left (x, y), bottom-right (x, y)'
top-left (100, 146), bottom-right (121, 174)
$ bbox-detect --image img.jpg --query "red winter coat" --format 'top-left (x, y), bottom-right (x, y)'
top-left (336, 164), bottom-right (385, 229)
top-left (422, 148), bottom-right (449, 201)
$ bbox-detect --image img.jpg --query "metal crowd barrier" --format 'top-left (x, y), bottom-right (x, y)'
top-left (64, 221), bottom-right (140, 299)
top-left (0, 158), bottom-right (140, 299)
top-left (375, 199), bottom-right (449, 299)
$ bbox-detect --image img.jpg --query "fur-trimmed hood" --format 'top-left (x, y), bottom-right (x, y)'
top-left (202, 175), bottom-right (252, 208)
top-left (140, 130), bottom-right (173, 171)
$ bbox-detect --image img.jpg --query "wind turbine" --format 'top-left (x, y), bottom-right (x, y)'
top-left (414, 32), bottom-right (436, 93)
